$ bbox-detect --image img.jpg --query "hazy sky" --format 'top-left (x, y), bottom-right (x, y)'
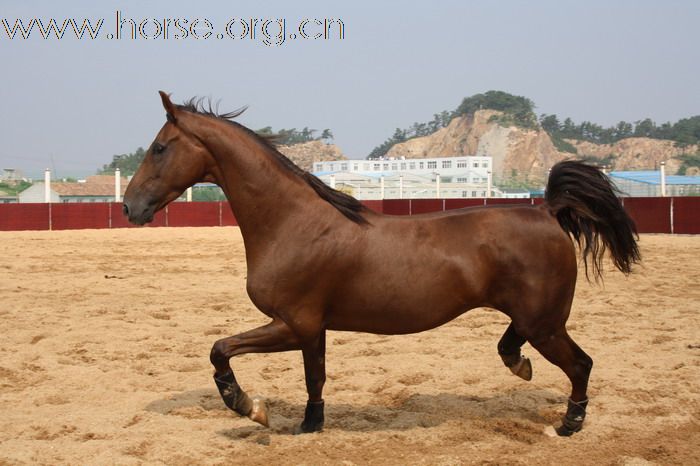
top-left (1, 0), bottom-right (699, 178)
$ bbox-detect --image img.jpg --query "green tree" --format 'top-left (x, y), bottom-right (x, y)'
top-left (99, 147), bottom-right (147, 176)
top-left (455, 90), bottom-right (537, 129)
top-left (614, 121), bottom-right (633, 140)
top-left (634, 118), bottom-right (656, 138)
top-left (677, 152), bottom-right (700, 175)
top-left (669, 116), bottom-right (700, 146)
top-left (255, 126), bottom-right (333, 145)
top-left (539, 114), bottom-right (560, 133)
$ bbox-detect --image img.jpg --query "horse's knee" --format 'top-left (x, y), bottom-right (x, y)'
top-left (210, 339), bottom-right (229, 367)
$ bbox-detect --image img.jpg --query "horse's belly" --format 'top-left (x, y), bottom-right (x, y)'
top-left (323, 255), bottom-right (486, 334)
top-left (324, 294), bottom-right (475, 335)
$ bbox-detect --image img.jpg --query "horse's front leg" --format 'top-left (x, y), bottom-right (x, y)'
top-left (210, 318), bottom-right (300, 427)
top-left (295, 330), bottom-right (326, 434)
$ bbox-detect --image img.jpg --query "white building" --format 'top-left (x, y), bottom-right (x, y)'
top-left (313, 156), bottom-right (492, 184)
top-left (312, 156), bottom-right (503, 199)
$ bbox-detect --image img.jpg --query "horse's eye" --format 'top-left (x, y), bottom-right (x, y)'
top-left (153, 143), bottom-right (166, 155)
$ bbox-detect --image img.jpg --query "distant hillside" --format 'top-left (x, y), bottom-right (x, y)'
top-left (372, 90), bottom-right (700, 187)
top-left (387, 110), bottom-right (698, 186)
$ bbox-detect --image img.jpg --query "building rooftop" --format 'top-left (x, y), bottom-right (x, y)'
top-left (84, 175), bottom-right (127, 185)
top-left (51, 183), bottom-right (127, 196)
top-left (34, 176), bottom-right (129, 197)
top-left (609, 171), bottom-right (700, 186)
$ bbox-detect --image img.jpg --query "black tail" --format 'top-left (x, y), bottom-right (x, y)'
top-left (545, 161), bottom-right (641, 281)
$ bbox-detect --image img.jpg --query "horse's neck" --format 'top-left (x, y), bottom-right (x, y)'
top-left (196, 119), bottom-right (320, 252)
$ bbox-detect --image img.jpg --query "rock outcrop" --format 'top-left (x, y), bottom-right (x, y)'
top-left (386, 110), bottom-right (565, 185)
top-left (278, 140), bottom-right (346, 171)
top-left (568, 138), bottom-right (697, 174)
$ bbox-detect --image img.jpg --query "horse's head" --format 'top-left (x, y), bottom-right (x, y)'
top-left (123, 91), bottom-right (216, 225)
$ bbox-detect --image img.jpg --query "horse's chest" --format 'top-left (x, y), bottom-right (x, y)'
top-left (244, 267), bottom-right (307, 315)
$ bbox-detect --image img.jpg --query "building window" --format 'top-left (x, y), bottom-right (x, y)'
top-left (419, 162), bottom-right (424, 169)
top-left (353, 163), bottom-right (359, 171)
top-left (462, 191), bottom-right (468, 198)
top-left (400, 163), bottom-right (406, 170)
top-left (482, 162), bottom-right (489, 168)
top-left (383, 163), bottom-right (389, 170)
top-left (391, 163), bottom-right (398, 170)
top-left (329, 163), bottom-right (335, 171)
top-left (315, 163), bottom-right (322, 171)
top-left (442, 161), bottom-right (452, 169)
top-left (471, 191), bottom-right (477, 197)
top-left (373, 163), bottom-right (380, 171)
top-left (456, 177), bottom-right (467, 183)
top-left (427, 161), bottom-right (437, 169)
top-left (473, 162), bottom-right (479, 168)
top-left (457, 160), bottom-right (467, 168)
top-left (363, 163), bottom-right (369, 171)
top-left (341, 163), bottom-right (348, 171)
top-left (409, 162), bottom-right (416, 170)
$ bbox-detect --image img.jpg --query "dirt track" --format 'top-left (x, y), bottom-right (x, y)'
top-left (0, 228), bottom-right (698, 465)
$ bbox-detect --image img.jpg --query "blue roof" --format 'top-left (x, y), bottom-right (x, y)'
top-left (609, 171), bottom-right (700, 185)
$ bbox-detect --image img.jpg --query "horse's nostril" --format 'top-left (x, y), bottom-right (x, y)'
top-left (122, 203), bottom-right (130, 217)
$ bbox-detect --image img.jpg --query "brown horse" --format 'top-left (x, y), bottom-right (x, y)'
top-left (123, 92), bottom-right (640, 436)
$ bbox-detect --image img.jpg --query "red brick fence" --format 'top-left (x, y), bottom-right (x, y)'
top-left (0, 197), bottom-right (698, 234)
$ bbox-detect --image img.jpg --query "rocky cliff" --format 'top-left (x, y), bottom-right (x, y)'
top-left (384, 110), bottom-right (697, 186)
top-left (278, 140), bottom-right (346, 171)
top-left (386, 110), bottom-right (565, 185)
top-left (568, 138), bottom-right (697, 174)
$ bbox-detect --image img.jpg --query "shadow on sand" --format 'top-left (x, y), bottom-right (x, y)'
top-left (145, 386), bottom-right (566, 440)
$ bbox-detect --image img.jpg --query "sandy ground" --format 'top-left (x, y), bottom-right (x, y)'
top-left (0, 227), bottom-right (698, 465)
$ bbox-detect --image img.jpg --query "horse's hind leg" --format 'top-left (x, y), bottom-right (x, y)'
top-left (210, 318), bottom-right (301, 427)
top-left (528, 328), bottom-right (593, 436)
top-left (498, 322), bottom-right (532, 381)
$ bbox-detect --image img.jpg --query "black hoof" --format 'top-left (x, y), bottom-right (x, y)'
top-left (555, 422), bottom-right (582, 437)
top-left (555, 398), bottom-right (588, 437)
top-left (293, 400), bottom-right (324, 434)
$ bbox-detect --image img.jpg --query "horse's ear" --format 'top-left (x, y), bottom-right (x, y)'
top-left (158, 91), bottom-right (177, 123)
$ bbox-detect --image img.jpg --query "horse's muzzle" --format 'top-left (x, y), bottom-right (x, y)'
top-left (122, 200), bottom-right (154, 225)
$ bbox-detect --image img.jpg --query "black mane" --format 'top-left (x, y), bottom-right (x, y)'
top-left (176, 98), bottom-right (368, 225)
